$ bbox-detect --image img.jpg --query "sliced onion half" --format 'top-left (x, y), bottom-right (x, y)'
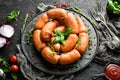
top-left (0, 37), bottom-right (6, 48)
top-left (0, 25), bottom-right (15, 38)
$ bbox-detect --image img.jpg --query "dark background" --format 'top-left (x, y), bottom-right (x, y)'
top-left (0, 0), bottom-right (108, 80)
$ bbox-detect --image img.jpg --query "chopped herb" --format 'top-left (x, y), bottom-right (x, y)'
top-left (26, 28), bottom-right (34, 44)
top-left (7, 10), bottom-right (20, 22)
top-left (75, 39), bottom-right (81, 47)
top-left (47, 43), bottom-right (54, 51)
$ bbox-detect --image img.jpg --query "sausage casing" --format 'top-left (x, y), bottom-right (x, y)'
top-left (75, 32), bottom-right (89, 54)
top-left (61, 34), bottom-right (78, 52)
top-left (34, 14), bottom-right (49, 30)
top-left (76, 17), bottom-right (87, 33)
top-left (41, 21), bottom-right (58, 42)
top-left (41, 47), bottom-right (60, 64)
top-left (47, 8), bottom-right (67, 20)
top-left (64, 12), bottom-right (79, 34)
top-left (59, 49), bottom-right (81, 65)
top-left (32, 30), bottom-right (46, 52)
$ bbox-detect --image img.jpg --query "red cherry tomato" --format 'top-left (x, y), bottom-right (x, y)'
top-left (9, 55), bottom-right (18, 63)
top-left (11, 64), bottom-right (19, 73)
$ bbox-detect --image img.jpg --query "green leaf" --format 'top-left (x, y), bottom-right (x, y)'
top-left (11, 73), bottom-right (17, 80)
top-left (1, 67), bottom-right (10, 72)
top-left (54, 30), bottom-right (63, 36)
top-left (53, 36), bottom-right (60, 44)
top-left (61, 40), bottom-right (66, 45)
top-left (64, 27), bottom-right (72, 38)
top-left (7, 10), bottom-right (20, 22)
top-left (75, 39), bottom-right (81, 47)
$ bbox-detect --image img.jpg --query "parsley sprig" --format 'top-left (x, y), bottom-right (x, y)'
top-left (7, 10), bottom-right (20, 22)
top-left (53, 27), bottom-right (72, 45)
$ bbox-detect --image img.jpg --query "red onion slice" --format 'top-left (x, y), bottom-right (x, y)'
top-left (0, 25), bottom-right (15, 38)
top-left (0, 37), bottom-right (6, 48)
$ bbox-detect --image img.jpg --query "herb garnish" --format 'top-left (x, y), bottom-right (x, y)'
top-left (75, 39), bottom-right (81, 47)
top-left (21, 13), bottom-right (29, 33)
top-left (0, 57), bottom-right (17, 80)
top-left (7, 10), bottom-right (20, 22)
top-left (53, 27), bottom-right (72, 45)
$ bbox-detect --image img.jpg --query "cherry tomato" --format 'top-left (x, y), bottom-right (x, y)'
top-left (9, 55), bottom-right (17, 63)
top-left (11, 64), bottom-right (19, 73)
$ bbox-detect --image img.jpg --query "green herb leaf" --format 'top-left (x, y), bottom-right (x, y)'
top-left (11, 73), bottom-right (17, 80)
top-left (47, 43), bottom-right (54, 51)
top-left (75, 39), bottom-right (81, 47)
top-left (64, 27), bottom-right (72, 38)
top-left (7, 10), bottom-right (20, 22)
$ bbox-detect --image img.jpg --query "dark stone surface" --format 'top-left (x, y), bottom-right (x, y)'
top-left (0, 0), bottom-right (109, 80)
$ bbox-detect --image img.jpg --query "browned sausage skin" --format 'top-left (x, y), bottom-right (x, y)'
top-left (54, 25), bottom-right (65, 33)
top-left (51, 37), bottom-right (61, 52)
top-left (32, 30), bottom-right (46, 52)
top-left (64, 12), bottom-right (79, 34)
top-left (41, 21), bottom-right (58, 42)
top-left (34, 13), bottom-right (49, 30)
top-left (61, 34), bottom-right (78, 52)
top-left (76, 17), bottom-right (87, 33)
top-left (47, 8), bottom-right (67, 20)
top-left (41, 46), bottom-right (60, 64)
top-left (75, 32), bottom-right (89, 54)
top-left (59, 49), bottom-right (81, 65)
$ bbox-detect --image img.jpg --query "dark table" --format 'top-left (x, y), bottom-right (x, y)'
top-left (0, 0), bottom-right (108, 80)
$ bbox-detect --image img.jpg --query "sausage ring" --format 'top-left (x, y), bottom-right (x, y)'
top-left (32, 8), bottom-right (89, 65)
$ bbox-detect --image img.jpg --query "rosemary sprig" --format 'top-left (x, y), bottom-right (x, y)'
top-left (21, 13), bottom-right (29, 33)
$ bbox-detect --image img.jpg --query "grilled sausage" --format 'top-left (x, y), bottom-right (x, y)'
top-left (41, 21), bottom-right (58, 42)
top-left (61, 34), bottom-right (78, 52)
top-left (32, 30), bottom-right (46, 52)
top-left (59, 49), bottom-right (81, 65)
top-left (76, 17), bottom-right (87, 33)
top-left (75, 32), bottom-right (89, 54)
top-left (41, 46), bottom-right (60, 64)
top-left (34, 13), bottom-right (49, 30)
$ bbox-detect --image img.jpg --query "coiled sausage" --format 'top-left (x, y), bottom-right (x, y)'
top-left (61, 34), bottom-right (78, 52)
top-left (32, 30), bottom-right (46, 52)
top-left (59, 49), bottom-right (81, 65)
top-left (76, 17), bottom-right (87, 33)
top-left (41, 21), bottom-right (58, 42)
top-left (34, 13), bottom-right (49, 30)
top-left (64, 12), bottom-right (79, 34)
top-left (47, 8), bottom-right (67, 20)
top-left (75, 32), bottom-right (89, 54)
top-left (41, 46), bottom-right (60, 64)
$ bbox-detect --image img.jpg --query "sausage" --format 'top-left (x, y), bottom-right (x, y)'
top-left (64, 12), bottom-right (79, 34)
top-left (47, 8), bottom-right (67, 20)
top-left (61, 34), bottom-right (78, 52)
top-left (75, 32), bottom-right (89, 54)
top-left (59, 49), bottom-right (81, 65)
top-left (32, 30), bottom-right (46, 52)
top-left (34, 13), bottom-right (49, 30)
top-left (76, 17), bottom-right (87, 33)
top-left (54, 25), bottom-right (65, 33)
top-left (51, 37), bottom-right (61, 52)
top-left (41, 21), bottom-right (58, 42)
top-left (41, 46), bottom-right (60, 64)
